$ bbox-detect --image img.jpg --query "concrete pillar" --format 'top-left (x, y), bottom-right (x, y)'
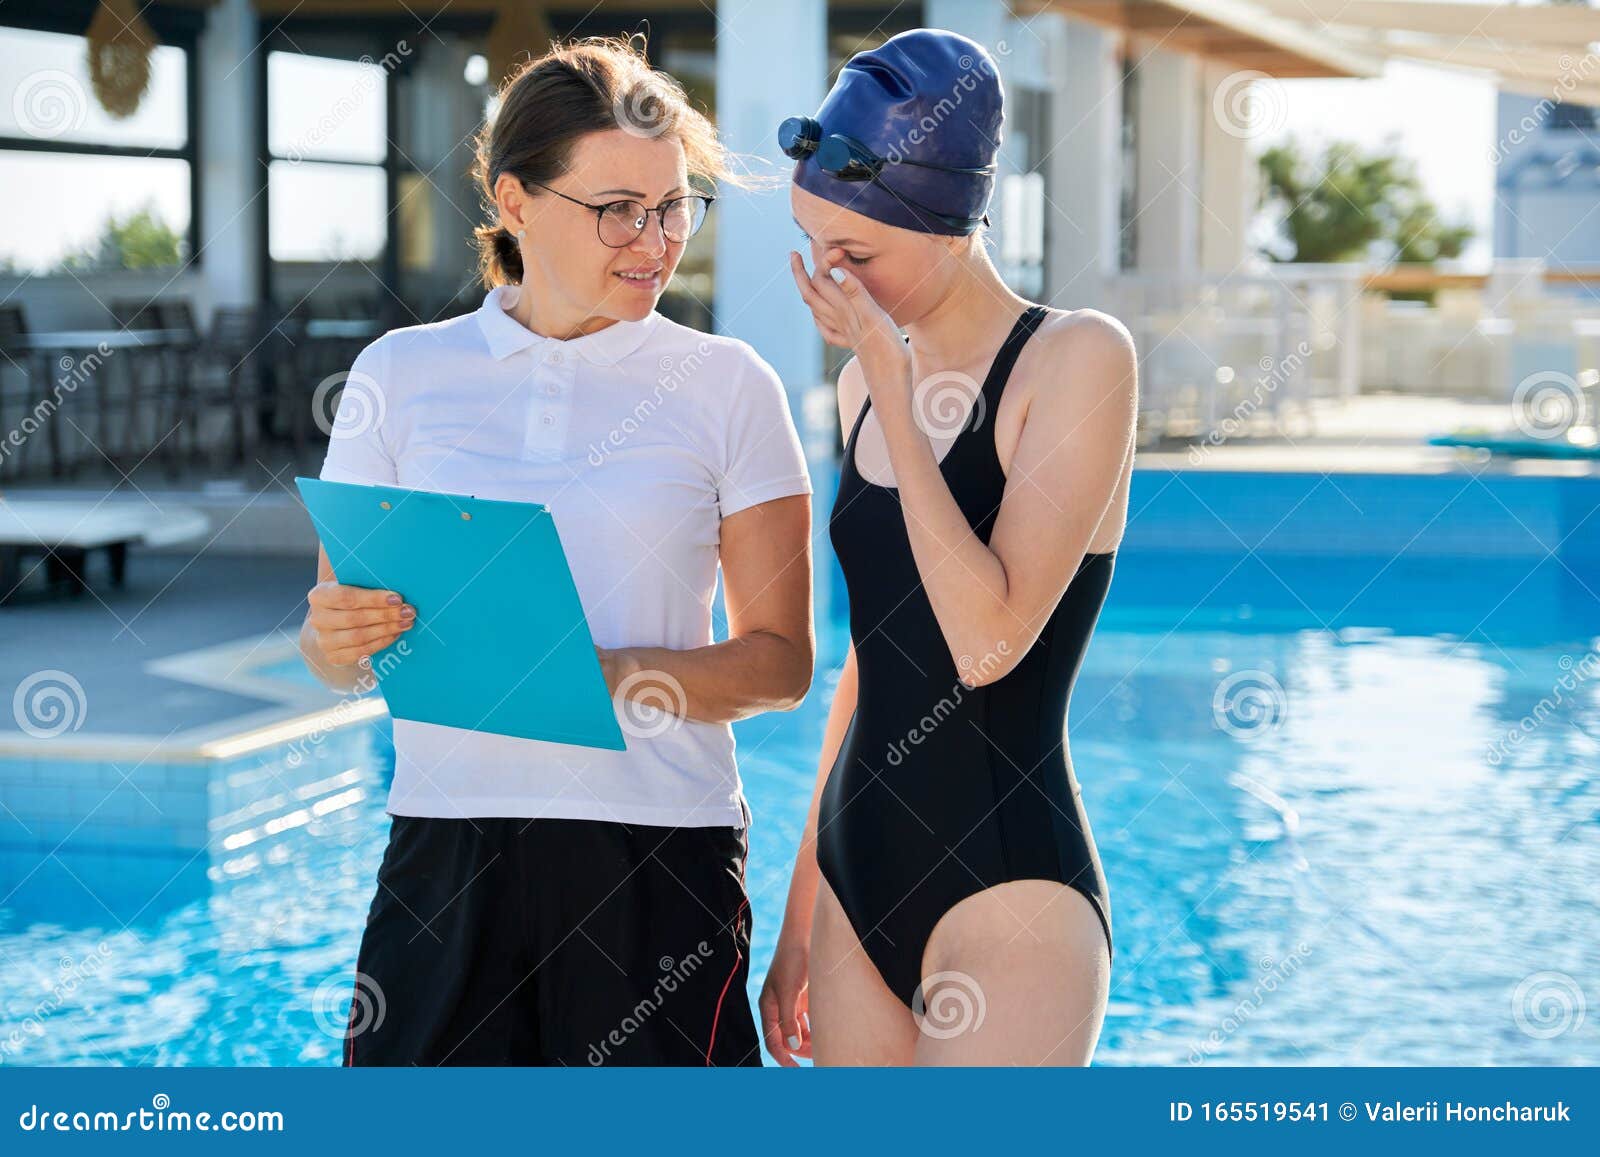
top-left (712, 0), bottom-right (825, 397)
top-left (1132, 41), bottom-right (1201, 274)
top-left (196, 0), bottom-right (260, 321)
top-left (926, 0), bottom-right (1018, 178)
top-left (1048, 17), bottom-right (1124, 307)
top-left (1199, 60), bottom-right (1256, 275)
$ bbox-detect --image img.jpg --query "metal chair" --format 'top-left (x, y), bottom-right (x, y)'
top-left (192, 306), bottom-right (264, 468)
top-left (0, 305), bottom-right (34, 478)
top-left (108, 299), bottom-right (170, 463)
top-left (110, 299), bottom-right (163, 329)
top-left (147, 299), bottom-right (202, 475)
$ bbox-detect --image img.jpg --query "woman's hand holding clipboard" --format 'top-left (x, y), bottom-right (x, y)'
top-left (296, 476), bottom-right (627, 751)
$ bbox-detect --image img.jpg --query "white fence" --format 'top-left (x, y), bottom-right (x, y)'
top-left (1107, 260), bottom-right (1600, 443)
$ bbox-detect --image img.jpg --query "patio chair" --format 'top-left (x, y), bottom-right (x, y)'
top-left (0, 304), bottom-right (36, 478)
top-left (108, 298), bottom-right (172, 463)
top-left (146, 299), bottom-right (203, 475)
top-left (262, 305), bottom-right (312, 454)
top-left (110, 299), bottom-right (163, 329)
top-left (190, 306), bottom-right (265, 468)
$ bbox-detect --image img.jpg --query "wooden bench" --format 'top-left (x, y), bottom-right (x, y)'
top-left (0, 498), bottom-right (209, 603)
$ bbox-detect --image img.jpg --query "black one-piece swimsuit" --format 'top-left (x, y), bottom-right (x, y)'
top-left (818, 305), bottom-right (1116, 1010)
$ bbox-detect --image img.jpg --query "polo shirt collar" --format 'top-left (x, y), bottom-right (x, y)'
top-left (476, 283), bottom-right (658, 367)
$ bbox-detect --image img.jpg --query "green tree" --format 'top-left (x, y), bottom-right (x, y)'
top-left (54, 201), bottom-right (184, 272)
top-left (1259, 137), bottom-right (1472, 270)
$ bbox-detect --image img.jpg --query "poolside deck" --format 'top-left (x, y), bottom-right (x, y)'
top-left (1139, 395), bottom-right (1600, 477)
top-left (0, 552), bottom-right (359, 759)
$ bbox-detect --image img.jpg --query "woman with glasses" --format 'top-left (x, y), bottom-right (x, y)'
top-left (300, 38), bottom-right (814, 1066)
top-left (760, 29), bottom-right (1138, 1066)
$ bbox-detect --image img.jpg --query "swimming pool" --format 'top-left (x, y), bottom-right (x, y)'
top-left (2, 469), bottom-right (1597, 1065)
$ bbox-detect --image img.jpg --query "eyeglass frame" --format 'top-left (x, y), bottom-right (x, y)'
top-left (522, 180), bottom-right (715, 247)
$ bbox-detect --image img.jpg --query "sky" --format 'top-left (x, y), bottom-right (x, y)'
top-left (1264, 59), bottom-right (1502, 268)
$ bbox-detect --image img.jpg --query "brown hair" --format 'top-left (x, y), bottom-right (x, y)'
top-left (470, 37), bottom-right (733, 288)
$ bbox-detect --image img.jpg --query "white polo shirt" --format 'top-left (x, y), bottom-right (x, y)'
top-left (317, 284), bottom-right (812, 827)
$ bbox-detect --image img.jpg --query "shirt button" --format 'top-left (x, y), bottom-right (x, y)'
top-left (547, 351), bottom-right (564, 365)
top-left (542, 412), bottom-right (555, 426)
top-left (545, 383), bottom-right (559, 396)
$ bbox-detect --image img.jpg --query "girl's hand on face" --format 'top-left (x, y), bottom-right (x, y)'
top-left (789, 248), bottom-right (909, 386)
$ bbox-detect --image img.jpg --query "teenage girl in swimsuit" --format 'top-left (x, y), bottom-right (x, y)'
top-left (759, 29), bottom-right (1139, 1067)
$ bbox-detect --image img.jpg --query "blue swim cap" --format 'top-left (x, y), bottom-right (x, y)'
top-left (781, 29), bottom-right (1003, 236)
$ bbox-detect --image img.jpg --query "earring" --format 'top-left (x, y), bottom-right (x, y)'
top-left (515, 228), bottom-right (525, 241)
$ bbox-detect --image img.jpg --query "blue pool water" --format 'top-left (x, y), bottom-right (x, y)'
top-left (2, 472), bottom-right (1598, 1065)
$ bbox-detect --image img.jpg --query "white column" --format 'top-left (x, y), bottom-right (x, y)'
top-left (926, 0), bottom-right (1017, 175)
top-left (1199, 60), bottom-right (1255, 275)
top-left (1047, 17), bottom-right (1124, 307)
top-left (925, 0), bottom-right (1008, 61)
top-left (196, 0), bottom-right (260, 322)
top-left (712, 0), bottom-right (825, 397)
top-left (1132, 42), bottom-right (1201, 274)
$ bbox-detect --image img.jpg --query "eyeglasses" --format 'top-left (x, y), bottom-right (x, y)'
top-left (526, 180), bottom-right (714, 247)
top-left (778, 116), bottom-right (993, 233)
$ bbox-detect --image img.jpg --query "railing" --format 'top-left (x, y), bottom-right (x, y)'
top-left (1108, 260), bottom-right (1600, 443)
top-left (1105, 264), bottom-right (1363, 444)
top-left (0, 305), bottom-right (381, 482)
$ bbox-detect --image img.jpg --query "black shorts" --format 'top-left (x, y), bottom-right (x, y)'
top-left (341, 810), bottom-right (762, 1066)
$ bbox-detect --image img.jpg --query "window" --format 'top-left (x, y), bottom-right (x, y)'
top-left (0, 25), bottom-right (194, 275)
top-left (267, 52), bottom-right (389, 263)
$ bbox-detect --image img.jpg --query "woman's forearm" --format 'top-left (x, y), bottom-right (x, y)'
top-left (614, 627), bottom-right (813, 725)
top-left (868, 368), bottom-right (1012, 663)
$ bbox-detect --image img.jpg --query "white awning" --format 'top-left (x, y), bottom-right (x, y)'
top-left (1037, 0), bottom-right (1600, 101)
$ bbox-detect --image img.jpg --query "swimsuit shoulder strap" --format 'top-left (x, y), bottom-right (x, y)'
top-left (978, 304), bottom-right (1050, 410)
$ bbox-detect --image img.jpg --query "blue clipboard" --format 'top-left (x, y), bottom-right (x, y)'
top-left (295, 476), bottom-right (626, 751)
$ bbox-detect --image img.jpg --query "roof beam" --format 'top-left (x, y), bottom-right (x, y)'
top-left (1249, 0), bottom-right (1600, 49)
